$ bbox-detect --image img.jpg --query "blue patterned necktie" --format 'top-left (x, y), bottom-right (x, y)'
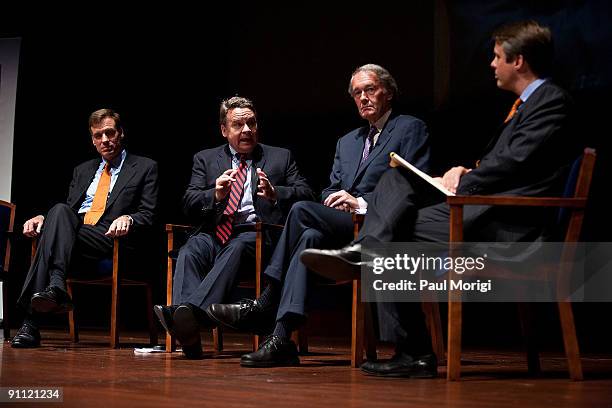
top-left (362, 126), bottom-right (378, 163)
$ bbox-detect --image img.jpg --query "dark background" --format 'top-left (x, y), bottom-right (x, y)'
top-left (2, 1), bottom-right (611, 350)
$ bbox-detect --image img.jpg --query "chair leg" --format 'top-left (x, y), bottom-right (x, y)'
top-left (518, 303), bottom-right (540, 375)
top-left (351, 279), bottom-right (365, 368)
top-left (213, 327), bottom-right (223, 352)
top-left (557, 302), bottom-right (583, 380)
top-left (292, 329), bottom-right (308, 354)
top-left (66, 282), bottom-right (78, 343)
top-left (110, 239), bottom-right (120, 349)
top-left (165, 333), bottom-right (175, 353)
top-left (364, 303), bottom-right (377, 361)
top-left (423, 301), bottom-right (445, 361)
top-left (3, 282), bottom-right (10, 340)
top-left (146, 284), bottom-right (158, 347)
top-left (447, 300), bottom-right (462, 380)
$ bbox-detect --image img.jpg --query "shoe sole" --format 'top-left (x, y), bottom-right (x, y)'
top-left (173, 306), bottom-right (202, 358)
top-left (153, 306), bottom-right (175, 335)
top-left (300, 250), bottom-right (362, 281)
top-left (240, 357), bottom-right (300, 368)
top-left (360, 367), bottom-right (438, 378)
top-left (10, 340), bottom-right (41, 348)
top-left (31, 296), bottom-right (73, 314)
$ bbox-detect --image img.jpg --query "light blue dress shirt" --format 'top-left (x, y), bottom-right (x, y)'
top-left (78, 149), bottom-right (127, 214)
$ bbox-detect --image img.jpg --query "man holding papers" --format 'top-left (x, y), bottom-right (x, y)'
top-left (207, 64), bottom-right (431, 367)
top-left (301, 20), bottom-right (578, 378)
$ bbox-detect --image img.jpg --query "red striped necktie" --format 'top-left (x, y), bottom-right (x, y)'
top-left (215, 156), bottom-right (248, 244)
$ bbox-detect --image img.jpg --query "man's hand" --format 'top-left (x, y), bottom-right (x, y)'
top-left (324, 190), bottom-right (359, 212)
top-left (256, 168), bottom-right (277, 201)
top-left (437, 166), bottom-right (472, 194)
top-left (23, 215), bottom-right (45, 237)
top-left (215, 168), bottom-right (238, 202)
top-left (105, 215), bottom-right (133, 237)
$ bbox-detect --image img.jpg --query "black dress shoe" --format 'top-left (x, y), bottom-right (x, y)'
top-left (31, 286), bottom-right (73, 314)
top-left (11, 323), bottom-right (41, 348)
top-left (300, 244), bottom-right (375, 281)
top-left (154, 305), bottom-right (178, 335)
top-left (173, 304), bottom-right (203, 359)
top-left (206, 298), bottom-right (275, 335)
top-left (360, 353), bottom-right (438, 378)
top-left (240, 335), bottom-right (299, 367)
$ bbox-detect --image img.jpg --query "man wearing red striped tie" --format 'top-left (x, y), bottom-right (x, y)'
top-left (154, 96), bottom-right (314, 358)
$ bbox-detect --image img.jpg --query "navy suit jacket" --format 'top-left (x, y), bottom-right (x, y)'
top-left (183, 143), bottom-right (314, 232)
top-left (457, 81), bottom-right (578, 240)
top-left (66, 153), bottom-right (159, 232)
top-left (322, 113), bottom-right (431, 203)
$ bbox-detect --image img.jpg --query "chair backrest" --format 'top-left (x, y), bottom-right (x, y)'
top-left (557, 148), bottom-right (596, 242)
top-left (0, 200), bottom-right (16, 273)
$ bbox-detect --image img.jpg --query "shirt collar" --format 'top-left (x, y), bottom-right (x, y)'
top-left (520, 78), bottom-right (547, 103)
top-left (371, 109), bottom-right (392, 133)
top-left (103, 149), bottom-right (126, 170)
top-left (228, 145), bottom-right (253, 161)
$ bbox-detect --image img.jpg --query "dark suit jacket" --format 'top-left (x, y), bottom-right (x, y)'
top-left (182, 143), bottom-right (314, 232)
top-left (322, 113), bottom-right (431, 203)
top-left (66, 152), bottom-right (159, 232)
top-left (457, 81), bottom-right (577, 241)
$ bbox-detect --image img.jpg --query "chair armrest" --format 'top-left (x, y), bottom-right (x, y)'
top-left (165, 223), bottom-right (193, 232)
top-left (256, 221), bottom-right (284, 232)
top-left (446, 195), bottom-right (587, 209)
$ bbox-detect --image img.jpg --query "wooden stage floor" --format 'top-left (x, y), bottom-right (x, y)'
top-left (1, 329), bottom-right (612, 408)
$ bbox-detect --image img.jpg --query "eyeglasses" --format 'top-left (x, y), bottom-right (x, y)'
top-left (351, 85), bottom-right (379, 99)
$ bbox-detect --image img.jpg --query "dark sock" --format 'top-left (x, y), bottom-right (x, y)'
top-left (49, 270), bottom-right (66, 292)
top-left (257, 281), bottom-right (280, 309)
top-left (272, 320), bottom-right (292, 339)
top-left (272, 313), bottom-right (304, 339)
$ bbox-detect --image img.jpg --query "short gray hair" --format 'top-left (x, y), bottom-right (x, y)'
top-left (219, 96), bottom-right (257, 125)
top-left (348, 64), bottom-right (399, 100)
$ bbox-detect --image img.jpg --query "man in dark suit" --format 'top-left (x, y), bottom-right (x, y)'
top-left (154, 96), bottom-right (314, 359)
top-left (207, 64), bottom-right (431, 367)
top-left (301, 21), bottom-right (578, 378)
top-left (11, 108), bottom-right (159, 348)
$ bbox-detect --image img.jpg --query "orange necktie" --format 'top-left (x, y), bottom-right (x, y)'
top-left (504, 98), bottom-right (522, 123)
top-left (84, 163), bottom-right (111, 225)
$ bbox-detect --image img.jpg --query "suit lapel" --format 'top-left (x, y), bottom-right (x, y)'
top-left (217, 145), bottom-right (233, 174)
top-left (348, 127), bottom-right (368, 185)
top-left (71, 160), bottom-right (99, 209)
top-left (106, 154), bottom-right (137, 209)
top-left (351, 114), bottom-right (398, 185)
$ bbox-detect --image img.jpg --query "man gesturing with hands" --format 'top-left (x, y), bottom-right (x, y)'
top-left (206, 64), bottom-right (431, 367)
top-left (154, 96), bottom-right (313, 359)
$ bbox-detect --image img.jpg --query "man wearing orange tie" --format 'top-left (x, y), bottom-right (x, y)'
top-left (301, 20), bottom-right (579, 378)
top-left (12, 108), bottom-right (159, 348)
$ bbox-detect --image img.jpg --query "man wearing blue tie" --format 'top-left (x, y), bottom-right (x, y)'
top-left (207, 64), bottom-right (432, 367)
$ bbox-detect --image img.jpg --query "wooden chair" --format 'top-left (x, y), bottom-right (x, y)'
top-left (31, 236), bottom-right (158, 348)
top-left (0, 200), bottom-right (16, 340)
top-left (165, 221), bottom-right (289, 353)
top-left (445, 147), bottom-right (596, 381)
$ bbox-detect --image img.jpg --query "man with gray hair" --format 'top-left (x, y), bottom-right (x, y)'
top-left (154, 96), bottom-right (314, 359)
top-left (207, 65), bottom-right (431, 367)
